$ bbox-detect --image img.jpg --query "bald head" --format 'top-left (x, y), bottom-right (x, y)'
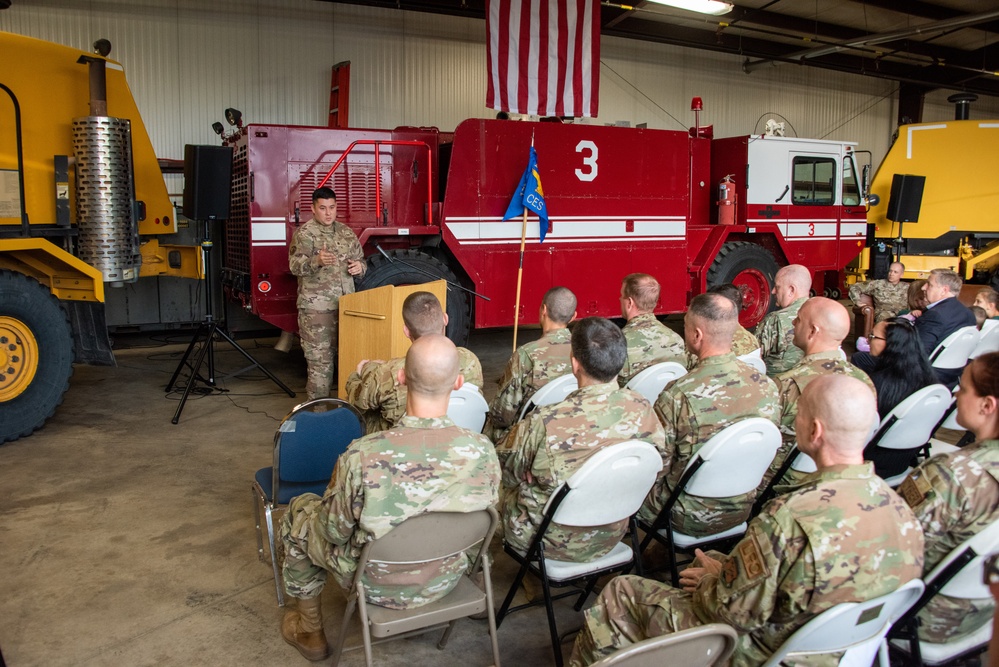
top-left (792, 297), bottom-right (851, 354)
top-left (796, 375), bottom-right (877, 465)
top-left (774, 264), bottom-right (811, 308)
top-left (403, 334), bottom-right (460, 398)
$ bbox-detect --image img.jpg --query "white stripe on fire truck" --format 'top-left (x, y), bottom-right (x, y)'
top-left (445, 219), bottom-right (686, 241)
top-left (251, 221), bottom-right (287, 241)
top-left (459, 236), bottom-right (685, 246)
top-left (251, 241), bottom-right (287, 247)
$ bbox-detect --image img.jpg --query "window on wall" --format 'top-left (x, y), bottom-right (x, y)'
top-left (792, 156), bottom-right (836, 205)
top-left (842, 157), bottom-right (860, 206)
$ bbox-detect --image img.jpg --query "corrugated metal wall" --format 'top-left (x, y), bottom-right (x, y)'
top-left (3, 0), bottom-right (998, 168)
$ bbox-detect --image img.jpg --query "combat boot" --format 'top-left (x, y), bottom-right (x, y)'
top-left (281, 596), bottom-right (329, 661)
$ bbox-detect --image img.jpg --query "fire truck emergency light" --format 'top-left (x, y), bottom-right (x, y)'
top-left (225, 108), bottom-right (243, 128)
top-left (646, 0), bottom-right (733, 15)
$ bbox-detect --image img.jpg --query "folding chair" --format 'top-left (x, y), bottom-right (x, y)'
top-left (252, 397), bottom-right (364, 605)
top-left (446, 383), bottom-right (489, 432)
top-left (865, 384), bottom-right (953, 487)
top-left (737, 349), bottom-right (766, 374)
top-left (752, 446), bottom-right (817, 516)
top-left (589, 623), bottom-right (738, 667)
top-left (624, 361), bottom-right (687, 403)
top-left (971, 320), bottom-right (999, 358)
top-left (888, 518), bottom-right (999, 666)
top-left (929, 326), bottom-right (980, 372)
top-left (517, 373), bottom-right (579, 422)
top-left (330, 508), bottom-right (501, 667)
top-left (495, 440), bottom-right (664, 667)
top-left (639, 418), bottom-right (781, 586)
top-left (761, 579), bottom-right (924, 667)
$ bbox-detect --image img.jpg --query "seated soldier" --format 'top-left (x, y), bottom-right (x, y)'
top-left (617, 273), bottom-right (686, 386)
top-left (766, 297), bottom-right (875, 488)
top-left (639, 293), bottom-right (779, 536)
top-left (345, 291), bottom-right (483, 433)
top-left (757, 264), bottom-right (811, 375)
top-left (849, 260), bottom-right (909, 322)
top-left (484, 286), bottom-right (576, 442)
top-left (279, 335), bottom-right (500, 661)
top-left (707, 283), bottom-right (760, 357)
top-left (499, 317), bottom-right (665, 560)
top-left (570, 375), bottom-right (924, 667)
top-left (899, 352), bottom-right (999, 646)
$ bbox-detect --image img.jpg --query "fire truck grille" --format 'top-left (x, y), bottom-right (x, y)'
top-left (226, 142), bottom-right (250, 274)
top-left (298, 165), bottom-right (383, 224)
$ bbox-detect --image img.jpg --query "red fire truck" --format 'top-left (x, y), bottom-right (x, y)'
top-left (222, 117), bottom-right (870, 344)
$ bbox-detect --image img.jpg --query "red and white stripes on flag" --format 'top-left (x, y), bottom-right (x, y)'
top-left (487, 0), bottom-right (600, 119)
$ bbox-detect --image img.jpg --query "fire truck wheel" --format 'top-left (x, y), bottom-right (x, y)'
top-left (706, 242), bottom-right (779, 329)
top-left (357, 249), bottom-right (472, 346)
top-left (0, 270), bottom-right (75, 444)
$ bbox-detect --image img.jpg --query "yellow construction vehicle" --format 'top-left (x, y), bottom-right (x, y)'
top-left (850, 108), bottom-right (999, 287)
top-left (0, 32), bottom-right (199, 443)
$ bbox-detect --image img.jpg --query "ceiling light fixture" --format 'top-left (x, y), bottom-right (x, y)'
top-left (645, 0), bottom-right (733, 16)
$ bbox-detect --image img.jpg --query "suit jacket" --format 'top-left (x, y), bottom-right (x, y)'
top-left (915, 296), bottom-right (975, 356)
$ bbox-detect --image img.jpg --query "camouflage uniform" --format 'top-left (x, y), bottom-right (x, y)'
top-left (344, 347), bottom-right (483, 433)
top-left (899, 439), bottom-right (999, 643)
top-left (764, 350), bottom-right (876, 489)
top-left (683, 324), bottom-right (760, 369)
top-left (618, 314), bottom-right (687, 386)
top-left (485, 327), bottom-right (572, 442)
top-left (756, 297), bottom-right (807, 376)
top-left (498, 382), bottom-right (666, 561)
top-left (571, 463), bottom-right (925, 667)
top-left (288, 218), bottom-right (365, 399)
top-left (640, 353), bottom-right (779, 535)
top-left (849, 279), bottom-right (909, 322)
top-left (280, 415), bottom-right (500, 609)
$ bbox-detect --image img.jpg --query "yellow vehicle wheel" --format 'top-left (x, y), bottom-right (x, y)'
top-left (0, 270), bottom-right (75, 444)
top-left (0, 316), bottom-right (39, 401)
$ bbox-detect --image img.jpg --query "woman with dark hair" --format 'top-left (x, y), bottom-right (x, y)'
top-left (863, 317), bottom-right (939, 477)
top-left (901, 351), bottom-right (999, 646)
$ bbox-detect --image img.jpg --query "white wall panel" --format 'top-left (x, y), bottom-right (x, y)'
top-left (3, 0), bottom-right (997, 169)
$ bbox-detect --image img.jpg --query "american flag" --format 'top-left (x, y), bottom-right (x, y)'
top-left (486, 0), bottom-right (600, 119)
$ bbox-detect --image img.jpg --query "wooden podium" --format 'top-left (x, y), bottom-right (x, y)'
top-left (337, 280), bottom-right (448, 397)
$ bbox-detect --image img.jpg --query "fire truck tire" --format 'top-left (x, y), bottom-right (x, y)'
top-left (357, 249), bottom-right (472, 346)
top-left (706, 242), bottom-right (779, 329)
top-left (0, 270), bottom-right (75, 444)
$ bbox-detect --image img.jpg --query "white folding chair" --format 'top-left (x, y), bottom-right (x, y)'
top-left (590, 623), bottom-right (738, 667)
top-left (516, 373), bottom-right (579, 421)
top-left (753, 446), bottom-right (818, 514)
top-left (971, 320), bottom-right (999, 358)
top-left (496, 440), bottom-right (664, 667)
top-left (929, 326), bottom-right (980, 371)
top-left (888, 518), bottom-right (999, 666)
top-left (866, 384), bottom-right (953, 487)
top-left (737, 349), bottom-right (767, 374)
top-left (639, 418), bottom-right (781, 586)
top-left (624, 361), bottom-right (687, 403)
top-left (446, 383), bottom-right (489, 432)
top-left (760, 579), bottom-right (924, 667)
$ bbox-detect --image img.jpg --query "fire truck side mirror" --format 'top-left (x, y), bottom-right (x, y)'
top-left (867, 193), bottom-right (881, 207)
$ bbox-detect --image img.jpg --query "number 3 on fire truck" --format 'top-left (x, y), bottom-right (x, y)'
top-left (575, 140), bottom-right (598, 182)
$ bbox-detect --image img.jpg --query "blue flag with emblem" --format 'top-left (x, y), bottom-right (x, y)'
top-left (503, 146), bottom-right (549, 242)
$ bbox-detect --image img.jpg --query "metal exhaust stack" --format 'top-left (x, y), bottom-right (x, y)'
top-left (947, 92), bottom-right (978, 121)
top-left (72, 47), bottom-right (141, 287)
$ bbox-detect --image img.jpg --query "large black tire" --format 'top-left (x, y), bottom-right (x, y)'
top-left (706, 242), bottom-right (780, 329)
top-left (357, 249), bottom-right (472, 346)
top-left (0, 270), bottom-right (75, 443)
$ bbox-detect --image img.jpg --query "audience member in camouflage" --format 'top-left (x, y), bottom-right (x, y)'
top-left (766, 297), bottom-right (875, 489)
top-left (617, 274), bottom-right (687, 386)
top-left (849, 261), bottom-right (908, 322)
top-left (641, 293), bottom-right (779, 535)
top-left (899, 353), bottom-right (999, 644)
top-left (708, 283), bottom-right (761, 358)
top-left (500, 317), bottom-right (666, 561)
top-left (288, 187), bottom-right (366, 399)
top-left (344, 291), bottom-right (483, 433)
top-left (485, 287), bottom-right (576, 442)
top-left (756, 264), bottom-right (811, 376)
top-left (279, 335), bottom-right (500, 661)
top-left (571, 375), bottom-right (924, 667)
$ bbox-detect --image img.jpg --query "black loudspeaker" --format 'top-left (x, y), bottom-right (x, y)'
top-left (183, 144), bottom-right (233, 220)
top-left (886, 173), bottom-right (925, 223)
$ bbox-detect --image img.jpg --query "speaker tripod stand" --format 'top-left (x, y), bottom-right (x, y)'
top-left (166, 219), bottom-right (295, 424)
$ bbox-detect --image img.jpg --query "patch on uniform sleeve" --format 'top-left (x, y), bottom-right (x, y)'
top-left (898, 474), bottom-right (932, 508)
top-left (737, 535), bottom-right (769, 582)
top-left (722, 557), bottom-right (738, 585)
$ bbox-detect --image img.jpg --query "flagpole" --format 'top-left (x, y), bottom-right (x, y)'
top-left (512, 206), bottom-right (528, 354)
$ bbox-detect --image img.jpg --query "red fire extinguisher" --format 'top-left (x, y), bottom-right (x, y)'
top-left (717, 174), bottom-right (736, 225)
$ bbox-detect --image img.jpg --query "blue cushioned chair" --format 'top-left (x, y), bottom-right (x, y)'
top-left (252, 397), bottom-right (363, 605)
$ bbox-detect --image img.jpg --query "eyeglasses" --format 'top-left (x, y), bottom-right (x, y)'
top-left (868, 334), bottom-right (886, 341)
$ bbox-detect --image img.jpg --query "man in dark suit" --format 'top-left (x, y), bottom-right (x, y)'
top-left (913, 269), bottom-right (976, 387)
